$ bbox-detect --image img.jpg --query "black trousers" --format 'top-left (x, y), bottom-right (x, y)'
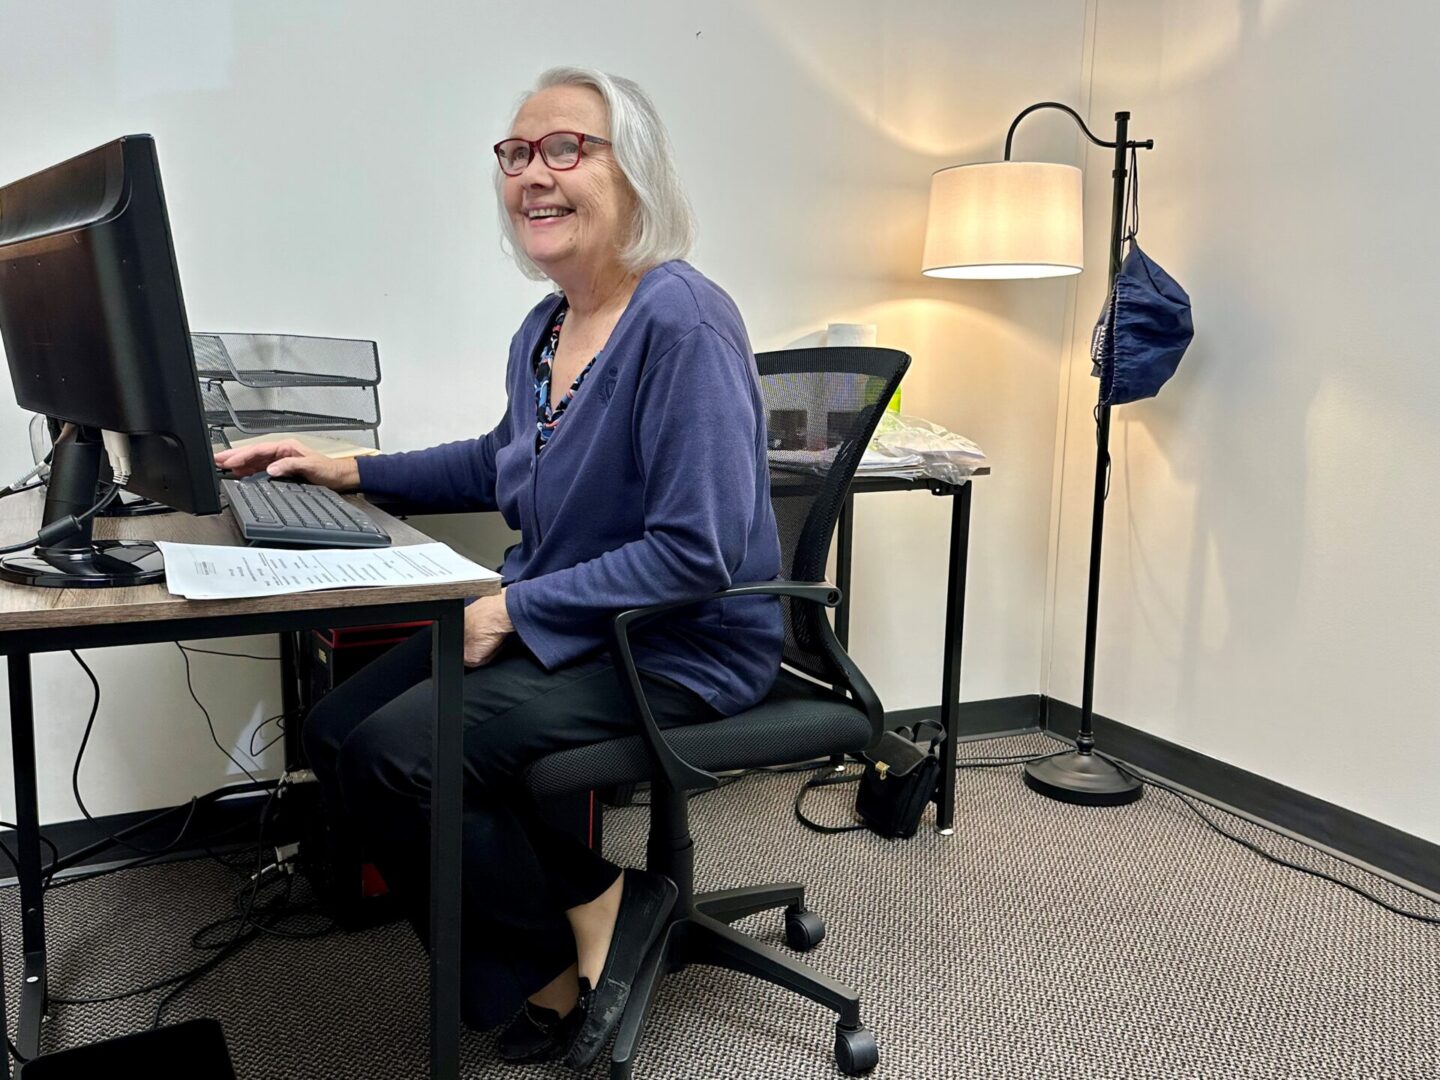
top-left (302, 627), bottom-right (715, 1028)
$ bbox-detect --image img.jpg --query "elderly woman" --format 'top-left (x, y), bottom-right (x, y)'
top-left (214, 67), bottom-right (781, 1068)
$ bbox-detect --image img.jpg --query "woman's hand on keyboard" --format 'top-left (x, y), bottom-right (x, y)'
top-left (213, 439), bottom-right (361, 491)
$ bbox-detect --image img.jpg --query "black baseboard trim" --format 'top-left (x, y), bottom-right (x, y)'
top-left (18, 695), bottom-right (1433, 902)
top-left (1043, 698), bottom-right (1440, 896)
top-left (887, 695), bottom-right (1041, 739)
top-left (1, 791), bottom-right (277, 888)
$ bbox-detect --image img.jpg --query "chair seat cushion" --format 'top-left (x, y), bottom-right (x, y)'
top-left (525, 669), bottom-right (874, 798)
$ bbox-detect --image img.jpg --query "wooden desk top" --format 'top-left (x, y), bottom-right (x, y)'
top-left (0, 488), bottom-right (496, 632)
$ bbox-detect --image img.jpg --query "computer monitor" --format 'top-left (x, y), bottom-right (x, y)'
top-left (0, 134), bottom-right (221, 587)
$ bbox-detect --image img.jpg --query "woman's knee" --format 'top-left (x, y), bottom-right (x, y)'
top-left (301, 692), bottom-right (358, 777)
top-left (299, 627), bottom-right (437, 777)
top-left (334, 698), bottom-right (433, 807)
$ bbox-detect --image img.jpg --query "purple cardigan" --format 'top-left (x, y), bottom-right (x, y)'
top-left (358, 261), bottom-right (783, 716)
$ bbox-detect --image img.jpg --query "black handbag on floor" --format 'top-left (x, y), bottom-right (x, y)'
top-left (794, 723), bottom-right (944, 839)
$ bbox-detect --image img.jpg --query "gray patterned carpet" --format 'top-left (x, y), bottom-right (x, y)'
top-left (5, 734), bottom-right (1438, 1079)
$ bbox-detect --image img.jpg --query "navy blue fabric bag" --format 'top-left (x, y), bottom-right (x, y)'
top-left (1090, 243), bottom-right (1193, 406)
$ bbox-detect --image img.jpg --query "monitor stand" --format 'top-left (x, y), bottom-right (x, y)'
top-left (101, 493), bottom-right (173, 517)
top-left (38, 416), bottom-right (172, 518)
top-left (0, 425), bottom-right (165, 588)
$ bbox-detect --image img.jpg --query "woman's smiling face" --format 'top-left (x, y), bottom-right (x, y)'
top-left (502, 85), bottom-right (634, 278)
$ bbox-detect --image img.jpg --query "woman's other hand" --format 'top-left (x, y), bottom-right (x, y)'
top-left (463, 590), bottom-right (514, 668)
top-left (213, 439), bottom-right (361, 491)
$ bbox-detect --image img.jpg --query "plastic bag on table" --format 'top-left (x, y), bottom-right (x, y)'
top-left (865, 412), bottom-right (986, 485)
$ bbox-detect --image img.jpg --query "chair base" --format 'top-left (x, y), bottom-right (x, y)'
top-left (608, 882), bottom-right (877, 1078)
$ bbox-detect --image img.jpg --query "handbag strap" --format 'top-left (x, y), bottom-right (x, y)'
top-left (793, 768), bottom-right (865, 834)
top-left (892, 720), bottom-right (947, 756)
top-left (912, 720), bottom-right (946, 755)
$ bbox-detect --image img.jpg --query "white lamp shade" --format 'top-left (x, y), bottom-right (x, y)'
top-left (922, 161), bottom-right (1084, 279)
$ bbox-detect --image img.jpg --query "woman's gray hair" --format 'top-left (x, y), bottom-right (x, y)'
top-left (496, 67), bottom-right (697, 281)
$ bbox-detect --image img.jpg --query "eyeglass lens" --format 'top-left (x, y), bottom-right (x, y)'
top-left (496, 133), bottom-right (584, 175)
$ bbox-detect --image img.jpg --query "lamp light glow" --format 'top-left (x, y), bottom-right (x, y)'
top-left (921, 161), bottom-right (1084, 279)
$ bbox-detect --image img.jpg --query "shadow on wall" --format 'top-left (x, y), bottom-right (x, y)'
top-left (688, 1), bottom-right (1086, 341)
top-left (1089, 0), bottom-right (1320, 721)
top-left (746, 0), bottom-right (1086, 160)
top-left (1116, 295), bottom-right (1313, 719)
top-left (1095, 0), bottom-right (1305, 90)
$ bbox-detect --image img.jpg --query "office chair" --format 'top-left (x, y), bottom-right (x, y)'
top-left (525, 347), bottom-right (910, 1078)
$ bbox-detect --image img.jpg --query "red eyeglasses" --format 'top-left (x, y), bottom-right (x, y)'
top-left (493, 131), bottom-right (611, 176)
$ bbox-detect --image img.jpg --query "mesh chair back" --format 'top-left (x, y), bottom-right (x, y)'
top-left (757, 347), bottom-right (909, 684)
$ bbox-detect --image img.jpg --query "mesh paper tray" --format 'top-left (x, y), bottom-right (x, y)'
top-left (192, 332), bottom-right (380, 388)
top-left (201, 380), bottom-right (380, 435)
top-left (208, 425), bottom-right (380, 451)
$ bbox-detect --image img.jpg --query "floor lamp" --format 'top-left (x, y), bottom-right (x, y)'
top-left (922, 102), bottom-right (1153, 807)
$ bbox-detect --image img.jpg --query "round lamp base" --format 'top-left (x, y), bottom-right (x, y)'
top-left (1023, 751), bottom-right (1142, 807)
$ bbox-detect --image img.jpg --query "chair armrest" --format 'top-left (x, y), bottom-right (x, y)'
top-left (609, 580), bottom-right (875, 794)
top-left (615, 580), bottom-right (839, 636)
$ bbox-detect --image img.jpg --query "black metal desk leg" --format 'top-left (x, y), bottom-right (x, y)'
top-left (835, 494), bottom-right (854, 650)
top-left (0, 886), bottom-right (8, 1080)
top-left (829, 495), bottom-right (855, 769)
top-left (936, 484), bottom-right (973, 834)
top-left (428, 605), bottom-right (464, 1080)
top-left (279, 631), bottom-right (305, 773)
top-left (0, 913), bottom-right (7, 1080)
top-left (7, 653), bottom-right (48, 1062)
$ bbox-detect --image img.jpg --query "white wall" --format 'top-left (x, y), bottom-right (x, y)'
top-left (1045, 0), bottom-right (1440, 843)
top-left (1, 1), bottom-right (1085, 826)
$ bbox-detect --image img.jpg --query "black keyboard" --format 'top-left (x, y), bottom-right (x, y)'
top-left (222, 477), bottom-right (390, 548)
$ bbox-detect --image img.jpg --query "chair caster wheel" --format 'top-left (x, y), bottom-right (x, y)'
top-left (784, 907), bottom-right (825, 951)
top-left (835, 1024), bottom-right (878, 1075)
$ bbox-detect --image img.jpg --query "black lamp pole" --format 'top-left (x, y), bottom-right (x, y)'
top-left (1006, 103), bottom-right (1153, 806)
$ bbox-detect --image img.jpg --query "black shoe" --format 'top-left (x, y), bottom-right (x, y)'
top-left (497, 1001), bottom-right (579, 1064)
top-left (564, 868), bottom-right (678, 1070)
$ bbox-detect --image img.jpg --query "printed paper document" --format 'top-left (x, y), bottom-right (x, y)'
top-left (156, 541), bottom-right (499, 600)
